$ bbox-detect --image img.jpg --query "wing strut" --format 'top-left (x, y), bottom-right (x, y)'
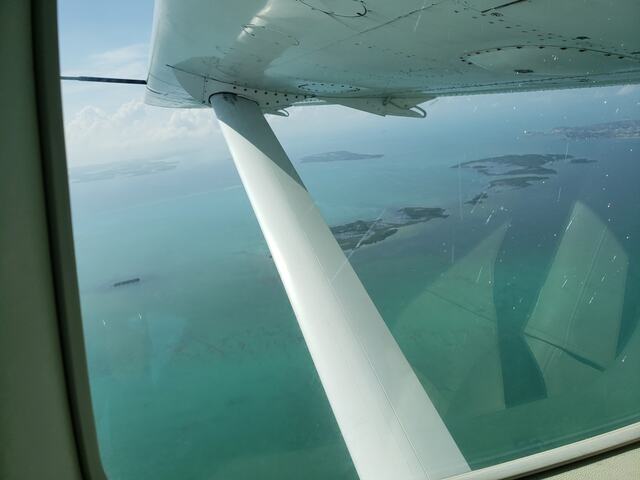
top-left (210, 93), bottom-right (470, 480)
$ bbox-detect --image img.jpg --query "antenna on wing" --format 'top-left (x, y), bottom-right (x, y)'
top-left (60, 76), bottom-right (146, 85)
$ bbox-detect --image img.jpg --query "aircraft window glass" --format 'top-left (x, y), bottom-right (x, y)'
top-left (58, 2), bottom-right (355, 479)
top-left (59, 0), bottom-right (640, 477)
top-left (294, 88), bottom-right (640, 468)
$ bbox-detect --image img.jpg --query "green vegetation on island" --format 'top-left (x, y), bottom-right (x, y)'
top-left (454, 153), bottom-right (595, 203)
top-left (330, 207), bottom-right (448, 251)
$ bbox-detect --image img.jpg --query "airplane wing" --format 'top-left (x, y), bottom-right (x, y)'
top-left (142, 2), bottom-right (640, 479)
top-left (146, 0), bottom-right (640, 113)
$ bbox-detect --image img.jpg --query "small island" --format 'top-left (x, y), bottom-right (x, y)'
top-left (300, 151), bottom-right (384, 164)
top-left (465, 192), bottom-right (488, 205)
top-left (330, 207), bottom-right (448, 250)
top-left (454, 153), bottom-right (595, 203)
top-left (331, 221), bottom-right (398, 250)
top-left (453, 154), bottom-right (571, 177)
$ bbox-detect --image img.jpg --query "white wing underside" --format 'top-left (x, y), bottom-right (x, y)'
top-left (146, 0), bottom-right (640, 112)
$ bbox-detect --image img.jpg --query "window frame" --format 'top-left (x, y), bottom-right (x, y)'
top-left (34, 1), bottom-right (640, 478)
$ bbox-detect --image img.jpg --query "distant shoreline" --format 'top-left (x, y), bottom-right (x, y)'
top-left (526, 119), bottom-right (640, 140)
top-left (299, 150), bottom-right (384, 164)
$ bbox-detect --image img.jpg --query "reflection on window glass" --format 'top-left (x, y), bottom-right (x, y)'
top-left (302, 91), bottom-right (640, 468)
top-left (59, 2), bottom-right (640, 479)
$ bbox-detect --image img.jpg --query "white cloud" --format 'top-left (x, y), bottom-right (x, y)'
top-left (616, 84), bottom-right (640, 96)
top-left (67, 43), bottom-right (149, 79)
top-left (63, 44), bottom-right (244, 166)
top-left (61, 43), bottom-right (151, 109)
top-left (64, 100), bottom-right (224, 166)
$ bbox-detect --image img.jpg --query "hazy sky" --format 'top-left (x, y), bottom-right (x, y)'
top-left (58, 0), bottom-right (640, 166)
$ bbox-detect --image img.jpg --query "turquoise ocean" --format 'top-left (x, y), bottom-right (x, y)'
top-left (69, 91), bottom-right (640, 479)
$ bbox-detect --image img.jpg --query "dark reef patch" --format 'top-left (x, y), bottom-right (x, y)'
top-left (397, 207), bottom-right (448, 223)
top-left (489, 176), bottom-right (550, 189)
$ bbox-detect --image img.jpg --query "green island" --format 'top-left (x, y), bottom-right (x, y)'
top-left (454, 153), bottom-right (595, 203)
top-left (465, 192), bottom-right (489, 205)
top-left (453, 153), bottom-right (572, 176)
top-left (330, 207), bottom-right (448, 250)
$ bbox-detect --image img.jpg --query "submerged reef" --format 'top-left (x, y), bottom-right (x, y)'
top-left (465, 192), bottom-right (489, 206)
